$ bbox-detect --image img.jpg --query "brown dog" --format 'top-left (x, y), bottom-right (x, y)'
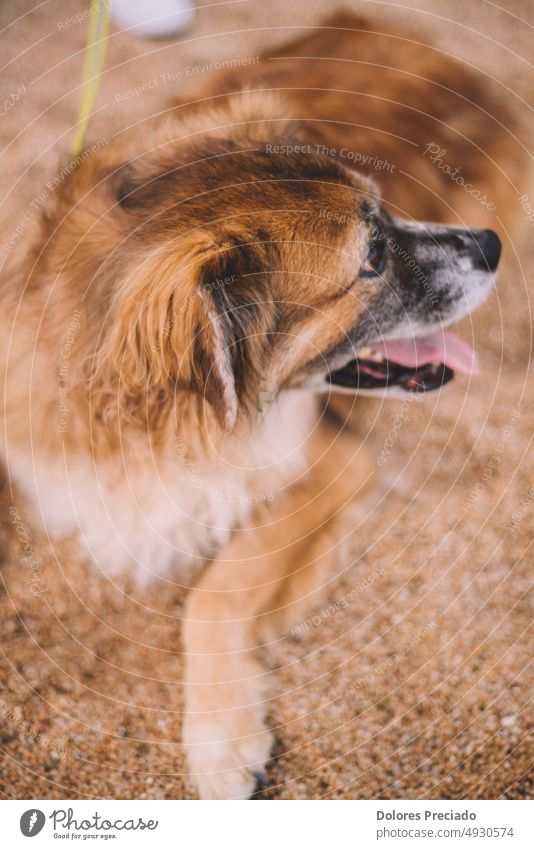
top-left (0, 12), bottom-right (525, 798)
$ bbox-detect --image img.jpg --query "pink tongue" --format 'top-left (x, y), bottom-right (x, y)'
top-left (370, 330), bottom-right (479, 376)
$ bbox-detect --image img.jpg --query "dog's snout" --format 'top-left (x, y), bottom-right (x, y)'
top-left (473, 228), bottom-right (501, 272)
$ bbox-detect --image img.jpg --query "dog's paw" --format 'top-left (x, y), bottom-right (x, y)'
top-left (184, 716), bottom-right (273, 799)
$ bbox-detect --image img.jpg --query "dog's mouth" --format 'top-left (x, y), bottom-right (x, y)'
top-left (328, 329), bottom-right (479, 393)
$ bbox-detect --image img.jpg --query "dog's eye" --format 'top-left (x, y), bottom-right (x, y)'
top-left (359, 231), bottom-right (387, 278)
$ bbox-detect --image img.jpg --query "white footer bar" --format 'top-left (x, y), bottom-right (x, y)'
top-left (3, 799), bottom-right (532, 848)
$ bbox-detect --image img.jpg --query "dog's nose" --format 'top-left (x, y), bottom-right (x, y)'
top-left (473, 228), bottom-right (501, 271)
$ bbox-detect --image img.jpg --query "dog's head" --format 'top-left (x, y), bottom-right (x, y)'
top-left (41, 98), bottom-right (500, 434)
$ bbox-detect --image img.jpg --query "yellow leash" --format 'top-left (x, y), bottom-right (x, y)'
top-left (70, 0), bottom-right (110, 158)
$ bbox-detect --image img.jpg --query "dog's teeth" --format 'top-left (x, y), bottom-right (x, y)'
top-left (357, 347), bottom-right (384, 362)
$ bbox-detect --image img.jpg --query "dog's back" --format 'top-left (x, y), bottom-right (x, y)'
top-left (175, 11), bottom-right (526, 231)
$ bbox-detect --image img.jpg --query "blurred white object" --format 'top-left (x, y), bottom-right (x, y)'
top-left (110, 0), bottom-right (196, 39)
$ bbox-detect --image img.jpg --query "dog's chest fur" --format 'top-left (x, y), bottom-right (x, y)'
top-left (9, 391), bottom-right (315, 582)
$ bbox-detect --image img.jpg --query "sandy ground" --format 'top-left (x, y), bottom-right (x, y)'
top-left (0, 0), bottom-right (533, 799)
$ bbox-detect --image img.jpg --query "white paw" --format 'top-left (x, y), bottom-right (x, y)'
top-left (184, 717), bottom-right (273, 799)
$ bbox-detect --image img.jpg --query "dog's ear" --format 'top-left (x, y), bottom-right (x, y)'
top-left (96, 235), bottom-right (240, 432)
top-left (190, 257), bottom-right (238, 431)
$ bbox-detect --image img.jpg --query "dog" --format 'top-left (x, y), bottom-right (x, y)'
top-left (0, 12), bottom-right (525, 798)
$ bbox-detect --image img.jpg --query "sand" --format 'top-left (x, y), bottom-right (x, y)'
top-left (0, 0), bottom-right (532, 799)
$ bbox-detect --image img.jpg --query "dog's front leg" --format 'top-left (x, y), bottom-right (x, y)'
top-left (182, 524), bottom-right (288, 800)
top-left (183, 426), bottom-right (373, 799)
